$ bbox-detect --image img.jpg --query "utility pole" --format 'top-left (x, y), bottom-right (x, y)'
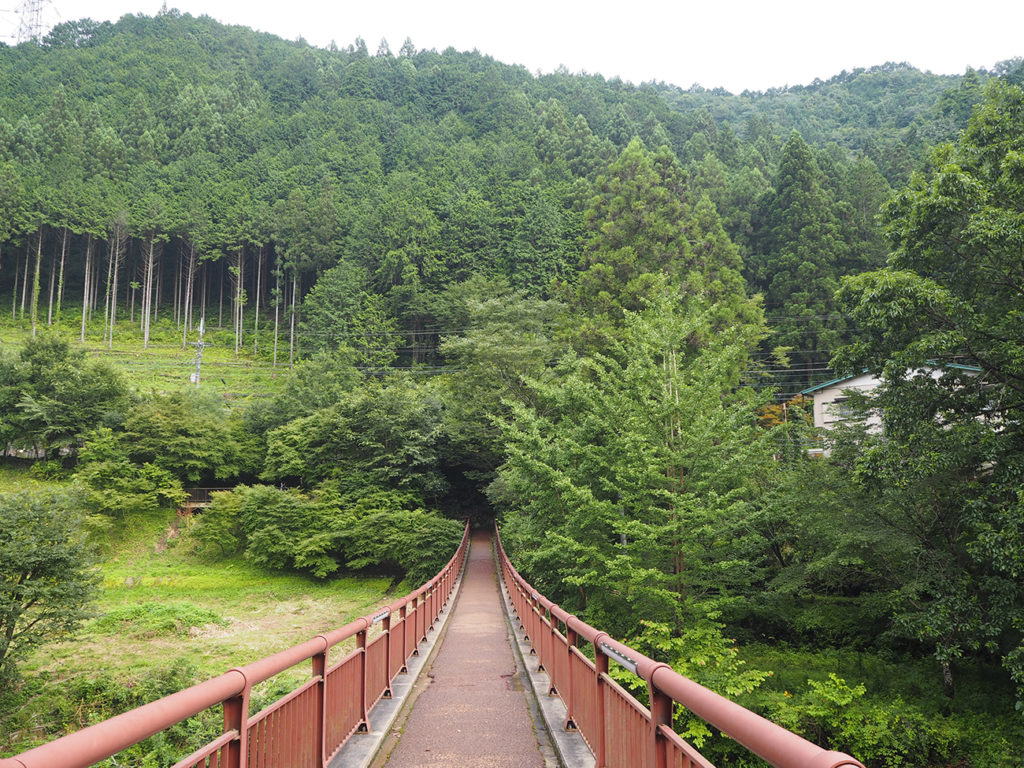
top-left (190, 317), bottom-right (209, 389)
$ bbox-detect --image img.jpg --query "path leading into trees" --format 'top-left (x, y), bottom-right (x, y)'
top-left (0, 526), bottom-right (867, 768)
top-left (382, 531), bottom-right (547, 768)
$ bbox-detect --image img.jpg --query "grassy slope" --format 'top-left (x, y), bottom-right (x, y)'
top-left (1, 501), bottom-right (394, 756)
top-left (0, 311), bottom-right (287, 407)
top-left (57, 513), bottom-right (392, 678)
top-left (0, 316), bottom-right (391, 757)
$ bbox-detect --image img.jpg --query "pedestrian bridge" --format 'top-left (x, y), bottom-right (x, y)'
top-left (0, 528), bottom-right (865, 768)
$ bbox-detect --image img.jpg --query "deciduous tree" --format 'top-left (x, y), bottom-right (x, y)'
top-left (0, 488), bottom-right (98, 682)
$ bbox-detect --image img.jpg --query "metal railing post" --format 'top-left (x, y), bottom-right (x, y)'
top-left (421, 587), bottom-right (431, 642)
top-left (518, 586), bottom-right (528, 635)
top-left (429, 581), bottom-right (437, 627)
top-left (411, 593), bottom-right (420, 655)
top-left (537, 601), bottom-right (547, 670)
top-left (547, 606), bottom-right (560, 694)
top-left (527, 592), bottom-right (538, 651)
top-left (357, 627), bottom-right (369, 732)
top-left (312, 649), bottom-right (327, 767)
top-left (222, 685), bottom-right (249, 768)
top-left (398, 602), bottom-right (409, 673)
top-left (565, 625), bottom-right (578, 731)
top-left (382, 612), bottom-right (393, 698)
top-left (594, 638), bottom-right (609, 768)
top-left (417, 593), bottom-right (425, 647)
top-left (647, 667), bottom-right (673, 768)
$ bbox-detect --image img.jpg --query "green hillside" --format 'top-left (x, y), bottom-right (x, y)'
top-left (1, 13), bottom-right (1023, 767)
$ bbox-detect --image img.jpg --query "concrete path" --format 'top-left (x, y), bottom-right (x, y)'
top-left (382, 531), bottom-right (547, 768)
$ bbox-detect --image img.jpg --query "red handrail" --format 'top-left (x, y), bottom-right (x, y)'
top-left (0, 524), bottom-right (470, 768)
top-left (495, 527), bottom-right (866, 768)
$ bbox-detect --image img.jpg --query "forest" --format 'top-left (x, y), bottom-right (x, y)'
top-left (1, 9), bottom-right (1024, 767)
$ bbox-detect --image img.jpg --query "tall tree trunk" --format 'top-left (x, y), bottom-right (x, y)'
top-left (232, 246), bottom-right (244, 355)
top-left (54, 227), bottom-right (68, 327)
top-left (103, 241), bottom-right (113, 345)
top-left (289, 269), bottom-right (297, 368)
top-left (200, 261), bottom-right (208, 329)
top-left (156, 248), bottom-right (163, 319)
top-left (10, 250), bottom-right (18, 320)
top-left (182, 242), bottom-right (196, 349)
top-left (107, 215), bottom-right (128, 349)
top-left (81, 235), bottom-right (94, 342)
top-left (30, 226), bottom-right (44, 338)
top-left (108, 252), bottom-right (119, 348)
top-left (253, 245), bottom-right (263, 355)
top-left (19, 242), bottom-right (30, 319)
top-left (141, 236), bottom-right (158, 348)
top-left (173, 244), bottom-right (182, 329)
top-left (46, 248), bottom-right (56, 326)
top-left (272, 268), bottom-right (280, 369)
top-left (218, 261), bottom-right (224, 328)
top-left (92, 241), bottom-right (101, 319)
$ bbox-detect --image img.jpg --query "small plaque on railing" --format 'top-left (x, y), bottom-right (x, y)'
top-left (371, 608), bottom-right (391, 624)
top-left (600, 641), bottom-right (638, 674)
top-left (532, 592), bottom-right (539, 601)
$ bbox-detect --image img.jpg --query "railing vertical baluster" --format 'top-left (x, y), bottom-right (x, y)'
top-left (427, 582), bottom-right (434, 630)
top-left (382, 612), bottom-right (393, 698)
top-left (595, 639), bottom-right (609, 768)
top-left (518, 585), bottom-right (528, 635)
top-left (649, 675), bottom-right (672, 768)
top-left (222, 687), bottom-right (249, 768)
top-left (528, 593), bottom-right (539, 653)
top-left (312, 648), bottom-right (326, 767)
top-left (547, 607), bottom-right (559, 695)
top-left (537, 602), bottom-right (546, 671)
top-left (398, 602), bottom-right (409, 673)
top-left (415, 591), bottom-right (424, 649)
top-left (420, 589), bottom-right (429, 642)
top-left (423, 587), bottom-right (430, 635)
top-left (357, 627), bottom-right (369, 732)
top-left (565, 625), bottom-right (578, 731)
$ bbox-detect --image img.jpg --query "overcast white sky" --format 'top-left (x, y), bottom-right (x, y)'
top-left (4, 0), bottom-right (1022, 93)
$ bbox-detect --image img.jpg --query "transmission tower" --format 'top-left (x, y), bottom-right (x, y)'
top-left (15, 0), bottom-right (51, 43)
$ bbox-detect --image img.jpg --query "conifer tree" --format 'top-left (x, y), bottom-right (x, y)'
top-left (749, 131), bottom-right (848, 374)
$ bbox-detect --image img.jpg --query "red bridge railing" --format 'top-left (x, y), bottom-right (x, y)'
top-left (496, 528), bottom-right (866, 768)
top-left (0, 525), bottom-right (470, 768)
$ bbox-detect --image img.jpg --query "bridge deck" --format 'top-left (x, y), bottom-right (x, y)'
top-left (382, 531), bottom-right (547, 767)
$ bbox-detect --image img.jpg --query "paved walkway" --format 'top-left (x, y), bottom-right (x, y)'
top-left (383, 531), bottom-right (546, 768)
